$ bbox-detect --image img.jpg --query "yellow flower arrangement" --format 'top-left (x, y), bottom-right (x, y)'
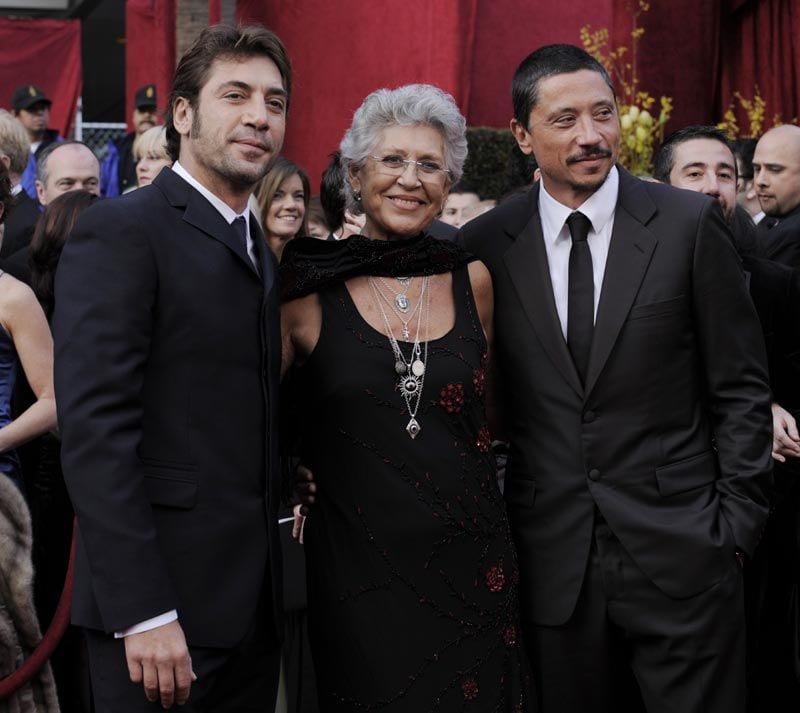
top-left (580, 0), bottom-right (672, 176)
top-left (716, 87), bottom-right (798, 138)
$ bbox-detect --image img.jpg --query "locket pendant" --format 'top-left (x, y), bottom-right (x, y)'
top-left (395, 294), bottom-right (410, 313)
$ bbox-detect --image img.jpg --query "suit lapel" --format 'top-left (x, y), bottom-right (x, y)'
top-left (503, 187), bottom-right (583, 398)
top-left (250, 215), bottom-right (276, 294)
top-left (584, 170), bottom-right (657, 399)
top-left (155, 168), bottom-right (260, 279)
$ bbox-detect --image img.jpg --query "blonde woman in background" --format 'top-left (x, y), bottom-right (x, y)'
top-left (132, 125), bottom-right (171, 189)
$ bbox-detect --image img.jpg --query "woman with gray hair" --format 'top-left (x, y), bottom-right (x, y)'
top-left (280, 84), bottom-right (529, 711)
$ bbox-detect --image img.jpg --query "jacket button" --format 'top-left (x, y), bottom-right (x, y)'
top-left (588, 468), bottom-right (601, 481)
top-left (583, 410), bottom-right (596, 423)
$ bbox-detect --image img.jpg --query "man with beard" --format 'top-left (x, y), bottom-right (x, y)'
top-left (460, 45), bottom-right (773, 713)
top-left (53, 25), bottom-right (290, 712)
top-left (101, 83), bottom-right (160, 196)
top-left (753, 125), bottom-right (800, 267)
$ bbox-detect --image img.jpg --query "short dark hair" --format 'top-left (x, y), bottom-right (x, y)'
top-left (30, 189), bottom-right (98, 317)
top-left (732, 137), bottom-right (757, 181)
top-left (653, 125), bottom-right (735, 183)
top-left (512, 44), bottom-right (614, 127)
top-left (36, 140), bottom-right (98, 186)
top-left (319, 151), bottom-right (346, 231)
top-left (164, 24), bottom-right (292, 162)
top-left (450, 180), bottom-right (480, 197)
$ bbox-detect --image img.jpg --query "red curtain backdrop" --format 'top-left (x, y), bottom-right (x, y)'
top-left (119, 0), bottom-right (799, 184)
top-left (719, 0), bottom-right (800, 133)
top-left (126, 0), bottom-right (176, 133)
top-left (0, 18), bottom-right (82, 137)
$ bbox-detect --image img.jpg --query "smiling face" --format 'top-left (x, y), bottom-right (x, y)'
top-left (351, 124), bottom-right (450, 241)
top-left (172, 55), bottom-right (287, 209)
top-left (511, 69), bottom-right (619, 209)
top-left (266, 172), bottom-right (306, 239)
top-left (669, 138), bottom-right (737, 221)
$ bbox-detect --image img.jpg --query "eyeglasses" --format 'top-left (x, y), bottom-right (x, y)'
top-left (368, 155), bottom-right (452, 185)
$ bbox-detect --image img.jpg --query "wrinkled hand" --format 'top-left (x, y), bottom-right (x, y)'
top-left (771, 402), bottom-right (800, 463)
top-left (124, 620), bottom-right (195, 709)
top-left (294, 463), bottom-right (316, 516)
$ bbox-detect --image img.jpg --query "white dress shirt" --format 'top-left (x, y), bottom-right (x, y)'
top-left (115, 162), bottom-right (256, 640)
top-left (538, 166), bottom-right (619, 339)
top-left (172, 161), bottom-right (258, 267)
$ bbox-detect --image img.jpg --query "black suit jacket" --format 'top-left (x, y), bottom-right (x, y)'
top-left (0, 191), bottom-right (39, 259)
top-left (53, 168), bottom-right (283, 647)
top-left (460, 168), bottom-right (773, 626)
top-left (758, 204), bottom-right (800, 267)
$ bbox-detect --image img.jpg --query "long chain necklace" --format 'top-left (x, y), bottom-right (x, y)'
top-left (378, 276), bottom-right (415, 314)
top-left (368, 275), bottom-right (431, 439)
top-left (371, 276), bottom-right (422, 340)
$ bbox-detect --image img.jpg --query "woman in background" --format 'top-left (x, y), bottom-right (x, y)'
top-left (132, 125), bottom-right (171, 189)
top-left (256, 157), bottom-right (310, 259)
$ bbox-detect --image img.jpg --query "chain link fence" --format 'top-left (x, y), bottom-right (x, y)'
top-left (73, 98), bottom-right (127, 160)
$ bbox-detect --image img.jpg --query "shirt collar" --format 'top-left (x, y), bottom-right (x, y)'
top-left (10, 183), bottom-right (22, 197)
top-left (171, 161), bottom-right (250, 227)
top-left (539, 165), bottom-right (619, 243)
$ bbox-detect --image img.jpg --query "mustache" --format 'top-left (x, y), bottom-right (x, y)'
top-left (566, 148), bottom-right (613, 165)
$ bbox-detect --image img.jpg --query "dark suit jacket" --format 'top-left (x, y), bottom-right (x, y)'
top-left (1, 246), bottom-right (31, 286)
top-left (53, 168), bottom-right (283, 648)
top-left (0, 191), bottom-right (39, 259)
top-left (460, 168), bottom-right (773, 626)
top-left (758, 204), bottom-right (800, 267)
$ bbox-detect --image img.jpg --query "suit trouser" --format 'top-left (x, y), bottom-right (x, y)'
top-left (85, 596), bottom-right (281, 713)
top-left (523, 515), bottom-right (746, 713)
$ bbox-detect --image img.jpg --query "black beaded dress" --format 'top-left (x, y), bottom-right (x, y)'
top-left (290, 259), bottom-right (529, 712)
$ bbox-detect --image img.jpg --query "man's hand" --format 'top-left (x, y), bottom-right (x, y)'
top-left (771, 402), bottom-right (800, 462)
top-left (294, 463), bottom-right (316, 516)
top-left (124, 620), bottom-right (195, 709)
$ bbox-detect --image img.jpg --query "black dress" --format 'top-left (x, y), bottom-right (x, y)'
top-left (294, 267), bottom-right (529, 712)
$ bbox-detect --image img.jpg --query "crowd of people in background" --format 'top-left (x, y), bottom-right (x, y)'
top-left (0, 21), bottom-right (798, 713)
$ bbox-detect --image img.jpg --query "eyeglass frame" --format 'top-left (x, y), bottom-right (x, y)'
top-left (366, 154), bottom-right (452, 185)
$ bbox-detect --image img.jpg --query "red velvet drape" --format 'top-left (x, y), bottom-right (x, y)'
top-left (0, 18), bottom-right (81, 138)
top-left (719, 0), bottom-right (800, 132)
top-left (118, 0), bottom-right (799, 182)
top-left (125, 0), bottom-right (176, 132)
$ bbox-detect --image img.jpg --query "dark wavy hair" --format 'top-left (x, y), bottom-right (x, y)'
top-left (30, 190), bottom-right (98, 317)
top-left (164, 25), bottom-right (292, 161)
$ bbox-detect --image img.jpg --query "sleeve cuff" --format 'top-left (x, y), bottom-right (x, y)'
top-left (114, 610), bottom-right (178, 639)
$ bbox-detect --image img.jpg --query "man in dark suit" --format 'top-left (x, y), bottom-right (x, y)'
top-left (460, 45), bottom-right (773, 713)
top-left (753, 124), bottom-right (800, 266)
top-left (53, 25), bottom-right (291, 712)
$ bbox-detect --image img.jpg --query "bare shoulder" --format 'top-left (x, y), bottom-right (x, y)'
top-left (0, 272), bottom-right (38, 311)
top-left (282, 291), bottom-right (322, 325)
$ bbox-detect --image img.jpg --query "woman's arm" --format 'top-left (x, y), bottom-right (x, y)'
top-left (0, 277), bottom-right (57, 453)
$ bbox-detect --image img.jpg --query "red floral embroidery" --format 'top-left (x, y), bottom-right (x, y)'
top-left (472, 367), bottom-right (486, 397)
top-left (439, 382), bottom-right (465, 413)
top-left (503, 625), bottom-right (517, 647)
top-left (462, 678), bottom-right (479, 701)
top-left (486, 564), bottom-right (506, 592)
top-left (476, 425), bottom-right (491, 453)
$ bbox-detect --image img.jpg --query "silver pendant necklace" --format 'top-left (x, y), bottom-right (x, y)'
top-left (368, 275), bottom-right (431, 438)
top-left (378, 276), bottom-right (415, 314)
top-left (372, 277), bottom-right (422, 340)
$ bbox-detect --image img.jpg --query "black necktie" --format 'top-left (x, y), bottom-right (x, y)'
top-left (233, 216), bottom-right (259, 272)
top-left (566, 211), bottom-right (594, 384)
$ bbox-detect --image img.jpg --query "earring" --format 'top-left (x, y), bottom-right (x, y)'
top-left (353, 190), bottom-right (362, 202)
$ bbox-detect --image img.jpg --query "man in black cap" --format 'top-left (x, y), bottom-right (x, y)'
top-left (11, 84), bottom-right (61, 200)
top-left (100, 83), bottom-right (159, 197)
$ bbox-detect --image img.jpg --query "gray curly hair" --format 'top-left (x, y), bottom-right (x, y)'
top-left (339, 84), bottom-right (468, 209)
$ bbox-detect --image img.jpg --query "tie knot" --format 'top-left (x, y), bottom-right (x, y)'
top-left (566, 212), bottom-right (592, 243)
